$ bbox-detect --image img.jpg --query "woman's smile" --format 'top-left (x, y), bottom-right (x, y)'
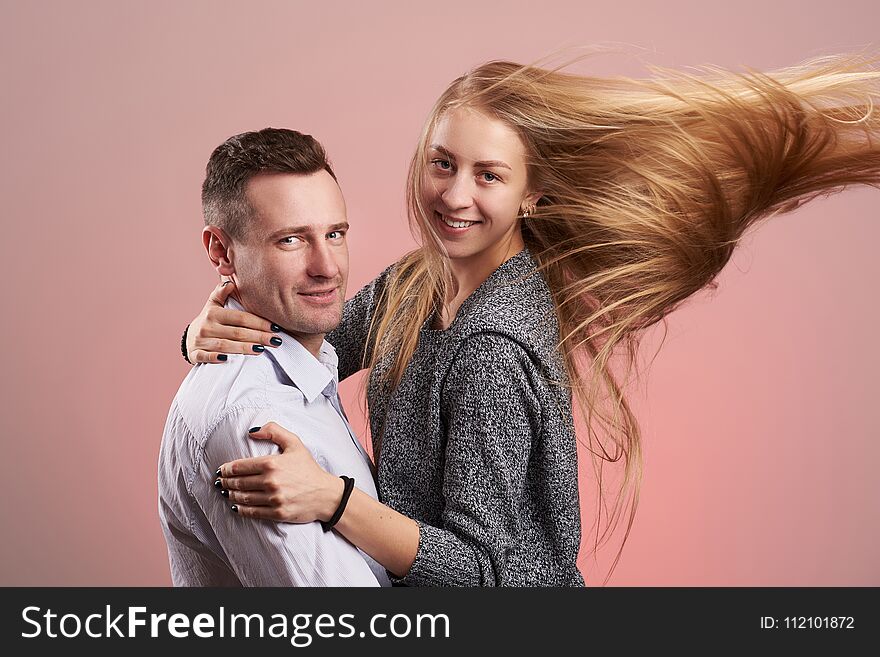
top-left (434, 211), bottom-right (482, 234)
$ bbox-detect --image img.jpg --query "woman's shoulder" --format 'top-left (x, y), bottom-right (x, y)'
top-left (456, 252), bottom-right (559, 354)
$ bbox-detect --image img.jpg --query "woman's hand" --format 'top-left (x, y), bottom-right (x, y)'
top-left (214, 422), bottom-right (344, 523)
top-left (186, 280), bottom-right (282, 363)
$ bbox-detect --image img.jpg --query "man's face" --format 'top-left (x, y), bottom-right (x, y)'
top-left (231, 171), bottom-right (349, 340)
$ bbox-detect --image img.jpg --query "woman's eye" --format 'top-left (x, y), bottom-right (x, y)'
top-left (431, 159), bottom-right (452, 171)
top-left (481, 172), bottom-right (499, 183)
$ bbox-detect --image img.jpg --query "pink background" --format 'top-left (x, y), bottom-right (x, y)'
top-left (1, 0), bottom-right (877, 586)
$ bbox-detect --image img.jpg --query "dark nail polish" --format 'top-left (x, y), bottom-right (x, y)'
top-left (252, 345), bottom-right (265, 353)
top-left (215, 468), bottom-right (221, 477)
top-left (217, 354), bottom-right (228, 361)
top-left (270, 337), bottom-right (283, 346)
top-left (221, 489), bottom-right (229, 498)
top-left (214, 478), bottom-right (222, 488)
top-left (270, 323), bottom-right (282, 333)
top-left (231, 504), bottom-right (238, 513)
top-left (248, 426), bottom-right (262, 433)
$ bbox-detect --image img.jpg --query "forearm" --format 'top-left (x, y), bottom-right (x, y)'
top-left (334, 487), bottom-right (420, 579)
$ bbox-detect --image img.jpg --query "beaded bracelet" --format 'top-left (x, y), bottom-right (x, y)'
top-left (321, 475), bottom-right (355, 532)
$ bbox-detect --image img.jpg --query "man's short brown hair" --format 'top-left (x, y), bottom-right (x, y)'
top-left (202, 127), bottom-right (336, 240)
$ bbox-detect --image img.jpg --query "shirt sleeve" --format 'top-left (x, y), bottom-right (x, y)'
top-left (192, 407), bottom-right (382, 587)
top-left (326, 265), bottom-right (394, 381)
top-left (393, 332), bottom-right (542, 586)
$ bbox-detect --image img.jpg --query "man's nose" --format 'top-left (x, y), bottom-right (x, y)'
top-left (440, 173), bottom-right (475, 211)
top-left (306, 241), bottom-right (340, 279)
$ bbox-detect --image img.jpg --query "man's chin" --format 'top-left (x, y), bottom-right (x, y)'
top-left (282, 307), bottom-right (343, 337)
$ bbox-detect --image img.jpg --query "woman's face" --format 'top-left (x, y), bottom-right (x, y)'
top-left (422, 106), bottom-right (539, 270)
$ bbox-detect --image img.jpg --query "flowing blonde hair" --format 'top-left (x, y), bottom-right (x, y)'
top-left (365, 52), bottom-right (880, 582)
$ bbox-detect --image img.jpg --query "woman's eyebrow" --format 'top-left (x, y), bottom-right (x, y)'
top-left (429, 144), bottom-right (511, 170)
top-left (428, 144), bottom-right (455, 160)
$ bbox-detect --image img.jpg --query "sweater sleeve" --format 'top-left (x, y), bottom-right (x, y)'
top-left (326, 265), bottom-right (394, 381)
top-left (394, 332), bottom-right (542, 586)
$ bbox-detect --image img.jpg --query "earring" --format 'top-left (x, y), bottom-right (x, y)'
top-left (521, 202), bottom-right (537, 219)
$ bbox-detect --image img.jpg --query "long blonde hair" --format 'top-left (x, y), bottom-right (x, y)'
top-left (366, 52), bottom-right (880, 582)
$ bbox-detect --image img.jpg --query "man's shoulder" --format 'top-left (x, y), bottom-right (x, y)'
top-left (170, 354), bottom-right (275, 443)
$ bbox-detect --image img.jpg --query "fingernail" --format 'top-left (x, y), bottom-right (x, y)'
top-left (217, 354), bottom-right (228, 361)
top-left (249, 426), bottom-right (262, 433)
top-left (214, 478), bottom-right (222, 488)
top-left (221, 489), bottom-right (229, 498)
top-left (215, 468), bottom-right (221, 477)
top-left (270, 323), bottom-right (281, 332)
top-left (231, 505), bottom-right (238, 513)
top-left (270, 337), bottom-right (283, 346)
top-left (252, 345), bottom-right (265, 353)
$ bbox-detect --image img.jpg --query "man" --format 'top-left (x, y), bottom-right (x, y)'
top-left (158, 128), bottom-right (390, 586)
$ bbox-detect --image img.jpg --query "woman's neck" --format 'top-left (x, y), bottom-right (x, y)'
top-left (435, 233), bottom-right (525, 329)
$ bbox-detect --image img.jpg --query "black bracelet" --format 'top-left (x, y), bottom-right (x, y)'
top-left (321, 475), bottom-right (355, 532)
top-left (181, 324), bottom-right (193, 365)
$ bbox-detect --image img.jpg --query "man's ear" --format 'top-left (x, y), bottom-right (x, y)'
top-left (202, 226), bottom-right (235, 276)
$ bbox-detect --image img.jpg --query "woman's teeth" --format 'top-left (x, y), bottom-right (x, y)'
top-left (442, 216), bottom-right (477, 229)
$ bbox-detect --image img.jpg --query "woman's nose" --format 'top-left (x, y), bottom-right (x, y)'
top-left (440, 173), bottom-right (475, 210)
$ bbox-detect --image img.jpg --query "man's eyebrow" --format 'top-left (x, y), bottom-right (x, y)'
top-left (267, 225), bottom-right (309, 239)
top-left (266, 222), bottom-right (350, 239)
top-left (428, 144), bottom-right (511, 170)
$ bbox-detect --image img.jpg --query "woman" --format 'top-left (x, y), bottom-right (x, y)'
top-left (186, 55), bottom-right (880, 585)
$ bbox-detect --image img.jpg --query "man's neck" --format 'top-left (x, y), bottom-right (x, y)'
top-left (286, 331), bottom-right (325, 359)
top-left (230, 292), bottom-right (325, 359)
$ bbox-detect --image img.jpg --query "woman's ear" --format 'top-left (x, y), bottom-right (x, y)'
top-left (524, 191), bottom-right (543, 207)
top-left (202, 226), bottom-right (235, 276)
top-left (520, 191), bottom-right (543, 217)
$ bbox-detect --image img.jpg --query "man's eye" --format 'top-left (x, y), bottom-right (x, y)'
top-left (327, 231), bottom-right (346, 240)
top-left (279, 236), bottom-right (301, 245)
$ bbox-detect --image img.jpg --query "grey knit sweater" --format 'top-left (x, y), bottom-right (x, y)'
top-left (328, 249), bottom-right (584, 586)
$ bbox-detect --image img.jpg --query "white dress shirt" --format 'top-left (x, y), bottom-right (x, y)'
top-left (158, 299), bottom-right (390, 587)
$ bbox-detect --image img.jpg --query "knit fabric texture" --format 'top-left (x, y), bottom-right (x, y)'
top-left (328, 249), bottom-right (584, 586)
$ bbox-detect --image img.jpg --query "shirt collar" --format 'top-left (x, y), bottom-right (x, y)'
top-left (226, 297), bottom-right (337, 403)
